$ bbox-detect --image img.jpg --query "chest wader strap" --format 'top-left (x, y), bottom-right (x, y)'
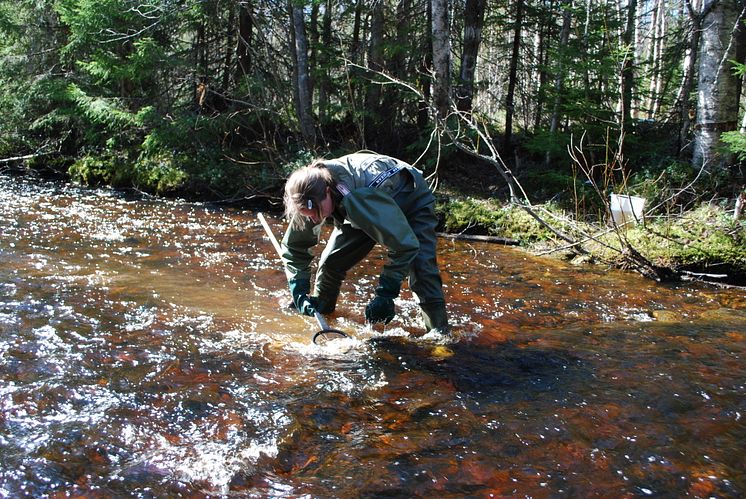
top-left (367, 165), bottom-right (402, 188)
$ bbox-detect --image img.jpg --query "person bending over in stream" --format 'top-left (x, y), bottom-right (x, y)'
top-left (280, 152), bottom-right (450, 335)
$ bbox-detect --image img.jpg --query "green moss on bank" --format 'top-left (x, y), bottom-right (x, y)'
top-left (435, 197), bottom-right (556, 242)
top-left (436, 196), bottom-right (746, 282)
top-left (593, 204), bottom-right (746, 275)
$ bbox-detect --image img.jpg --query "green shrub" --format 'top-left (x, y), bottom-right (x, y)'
top-left (134, 153), bottom-right (188, 193)
top-left (70, 151), bottom-right (187, 194)
top-left (721, 130), bottom-right (746, 161)
top-left (523, 129), bottom-right (569, 162)
top-left (68, 154), bottom-right (131, 186)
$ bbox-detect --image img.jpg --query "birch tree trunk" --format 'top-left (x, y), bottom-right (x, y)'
top-left (289, 1), bottom-right (316, 146)
top-left (692, 0), bottom-right (743, 169)
top-left (457, 0), bottom-right (486, 113)
top-left (431, 0), bottom-right (452, 120)
top-left (677, 0), bottom-right (709, 156)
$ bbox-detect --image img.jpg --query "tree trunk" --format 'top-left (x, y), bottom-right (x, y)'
top-left (223, 3), bottom-right (236, 91)
top-left (550, 4), bottom-right (572, 135)
top-left (390, 0), bottom-right (411, 80)
top-left (348, 0), bottom-right (364, 141)
top-left (418, 0), bottom-right (434, 128)
top-left (620, 0), bottom-right (638, 130)
top-left (309, 1), bottom-right (320, 101)
top-left (677, 0), bottom-right (707, 155)
top-left (581, 0), bottom-right (591, 108)
top-left (457, 0), bottom-right (486, 113)
top-left (504, 0), bottom-right (524, 154)
top-left (195, 18), bottom-right (208, 108)
top-left (289, 1), bottom-right (316, 146)
top-left (381, 0), bottom-right (412, 140)
top-left (318, 0), bottom-right (333, 125)
top-left (364, 0), bottom-right (384, 146)
top-left (692, 0), bottom-right (742, 169)
top-left (235, 0), bottom-right (253, 85)
top-left (533, 0), bottom-right (555, 130)
top-left (431, 0), bottom-right (452, 120)
top-left (546, 2), bottom-right (572, 167)
top-left (646, 0), bottom-right (666, 119)
top-left (350, 0), bottom-right (363, 63)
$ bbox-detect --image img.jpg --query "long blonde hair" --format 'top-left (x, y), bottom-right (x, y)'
top-left (283, 160), bottom-right (334, 229)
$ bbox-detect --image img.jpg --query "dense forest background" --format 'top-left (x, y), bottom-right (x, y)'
top-left (0, 0), bottom-right (745, 212)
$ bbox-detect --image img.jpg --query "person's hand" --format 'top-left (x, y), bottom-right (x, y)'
top-left (365, 275), bottom-right (401, 324)
top-left (297, 295), bottom-right (318, 316)
top-left (288, 278), bottom-right (317, 316)
top-left (365, 295), bottom-right (395, 324)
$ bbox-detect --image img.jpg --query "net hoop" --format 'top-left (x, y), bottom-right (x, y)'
top-left (312, 328), bottom-right (349, 345)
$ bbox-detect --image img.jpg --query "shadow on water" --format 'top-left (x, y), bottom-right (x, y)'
top-left (243, 337), bottom-right (592, 497)
top-left (243, 314), bottom-right (745, 497)
top-left (370, 335), bottom-right (587, 401)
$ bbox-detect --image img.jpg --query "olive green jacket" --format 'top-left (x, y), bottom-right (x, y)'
top-left (281, 153), bottom-right (421, 285)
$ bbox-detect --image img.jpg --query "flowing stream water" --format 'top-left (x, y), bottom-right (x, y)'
top-left (1, 174), bottom-right (744, 497)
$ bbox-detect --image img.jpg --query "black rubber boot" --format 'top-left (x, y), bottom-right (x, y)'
top-left (419, 301), bottom-right (450, 334)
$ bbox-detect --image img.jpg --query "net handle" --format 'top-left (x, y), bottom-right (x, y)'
top-left (257, 212), bottom-right (350, 343)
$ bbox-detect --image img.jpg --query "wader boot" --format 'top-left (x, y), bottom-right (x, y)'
top-left (420, 301), bottom-right (450, 334)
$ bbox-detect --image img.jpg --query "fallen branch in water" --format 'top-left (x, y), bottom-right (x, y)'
top-left (0, 153), bottom-right (49, 164)
top-left (680, 271), bottom-right (746, 290)
top-left (0, 154), bottom-right (38, 163)
top-left (437, 232), bottom-right (519, 245)
top-left (681, 270), bottom-right (728, 279)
